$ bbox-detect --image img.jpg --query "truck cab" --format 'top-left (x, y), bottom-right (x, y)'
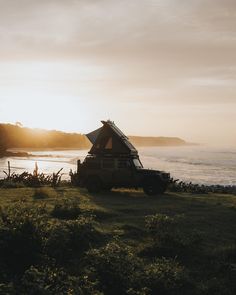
top-left (73, 120), bottom-right (171, 195)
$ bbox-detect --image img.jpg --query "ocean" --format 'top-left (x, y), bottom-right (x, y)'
top-left (0, 146), bottom-right (235, 185)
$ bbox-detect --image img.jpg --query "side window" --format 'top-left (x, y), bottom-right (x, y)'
top-left (103, 159), bottom-right (114, 169)
top-left (86, 160), bottom-right (100, 169)
top-left (117, 159), bottom-right (131, 169)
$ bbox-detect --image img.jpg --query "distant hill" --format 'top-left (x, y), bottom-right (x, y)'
top-left (0, 123), bottom-right (187, 155)
top-left (0, 123), bottom-right (90, 152)
top-left (129, 136), bottom-right (186, 147)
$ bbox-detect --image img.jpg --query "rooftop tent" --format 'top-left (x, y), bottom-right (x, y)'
top-left (86, 127), bottom-right (102, 144)
top-left (86, 120), bottom-right (138, 155)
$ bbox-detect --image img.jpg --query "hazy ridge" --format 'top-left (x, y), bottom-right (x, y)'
top-left (129, 136), bottom-right (186, 147)
top-left (0, 123), bottom-right (187, 153)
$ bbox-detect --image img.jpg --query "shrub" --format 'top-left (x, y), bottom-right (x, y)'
top-left (84, 243), bottom-right (193, 295)
top-left (2, 181), bottom-right (25, 188)
top-left (0, 282), bottom-right (16, 294)
top-left (33, 187), bottom-right (50, 200)
top-left (51, 168), bottom-right (63, 188)
top-left (51, 199), bottom-right (81, 220)
top-left (84, 241), bottom-right (143, 295)
top-left (144, 214), bottom-right (202, 257)
top-left (145, 214), bottom-right (179, 234)
top-left (0, 203), bottom-right (47, 277)
top-left (199, 277), bottom-right (234, 295)
top-left (20, 266), bottom-right (81, 295)
top-left (0, 202), bottom-right (47, 228)
top-left (45, 216), bottom-right (102, 265)
top-left (139, 258), bottom-right (192, 295)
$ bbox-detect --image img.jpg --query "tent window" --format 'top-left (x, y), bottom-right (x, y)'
top-left (105, 137), bottom-right (112, 149)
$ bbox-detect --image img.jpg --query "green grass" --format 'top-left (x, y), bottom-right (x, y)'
top-left (0, 187), bottom-right (235, 294)
top-left (0, 187), bottom-right (235, 246)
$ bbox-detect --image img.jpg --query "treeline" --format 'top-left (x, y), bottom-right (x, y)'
top-left (130, 136), bottom-right (186, 146)
top-left (0, 123), bottom-right (90, 152)
top-left (0, 123), bottom-right (188, 155)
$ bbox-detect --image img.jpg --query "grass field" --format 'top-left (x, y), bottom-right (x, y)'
top-left (0, 187), bottom-right (235, 294)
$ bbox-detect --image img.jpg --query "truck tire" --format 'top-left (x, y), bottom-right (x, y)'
top-left (143, 178), bottom-right (166, 196)
top-left (86, 176), bottom-right (102, 193)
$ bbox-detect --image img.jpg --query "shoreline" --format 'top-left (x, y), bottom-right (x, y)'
top-left (0, 148), bottom-right (87, 158)
top-left (0, 151), bottom-right (31, 158)
top-left (0, 151), bottom-right (58, 158)
top-left (3, 143), bottom-right (195, 157)
top-left (1, 146), bottom-right (235, 187)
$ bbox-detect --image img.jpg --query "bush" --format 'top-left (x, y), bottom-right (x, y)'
top-left (199, 277), bottom-right (234, 295)
top-left (145, 214), bottom-right (179, 234)
top-left (0, 203), bottom-right (47, 276)
top-left (84, 242), bottom-right (193, 295)
top-left (0, 282), bottom-right (15, 294)
top-left (84, 241), bottom-right (143, 295)
top-left (20, 266), bottom-right (81, 295)
top-left (33, 187), bottom-right (50, 200)
top-left (2, 181), bottom-right (25, 189)
top-left (128, 259), bottom-right (193, 295)
top-left (51, 199), bottom-right (81, 220)
top-left (144, 214), bottom-right (202, 257)
top-left (139, 258), bottom-right (192, 295)
top-left (45, 216), bottom-right (102, 265)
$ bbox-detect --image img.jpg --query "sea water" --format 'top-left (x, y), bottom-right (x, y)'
top-left (0, 146), bottom-right (235, 185)
top-left (139, 146), bottom-right (236, 185)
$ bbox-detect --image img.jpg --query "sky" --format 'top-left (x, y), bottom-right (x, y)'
top-left (0, 0), bottom-right (235, 145)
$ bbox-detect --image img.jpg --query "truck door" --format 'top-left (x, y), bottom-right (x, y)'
top-left (112, 159), bottom-right (134, 186)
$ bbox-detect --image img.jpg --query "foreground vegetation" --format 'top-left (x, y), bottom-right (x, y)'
top-left (0, 187), bottom-right (235, 294)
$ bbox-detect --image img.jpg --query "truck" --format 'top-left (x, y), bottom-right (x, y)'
top-left (72, 120), bottom-right (171, 196)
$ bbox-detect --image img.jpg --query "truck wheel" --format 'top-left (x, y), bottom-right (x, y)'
top-left (86, 176), bottom-right (102, 193)
top-left (143, 179), bottom-right (166, 196)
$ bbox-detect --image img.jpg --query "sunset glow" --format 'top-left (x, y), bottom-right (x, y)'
top-left (0, 0), bottom-right (236, 144)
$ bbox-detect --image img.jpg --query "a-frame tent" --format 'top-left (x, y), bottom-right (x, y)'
top-left (86, 120), bottom-right (138, 156)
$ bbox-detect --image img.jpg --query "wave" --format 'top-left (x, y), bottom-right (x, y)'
top-left (160, 158), bottom-right (214, 167)
top-left (212, 151), bottom-right (236, 155)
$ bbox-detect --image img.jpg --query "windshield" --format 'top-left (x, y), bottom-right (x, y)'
top-left (133, 158), bottom-right (143, 169)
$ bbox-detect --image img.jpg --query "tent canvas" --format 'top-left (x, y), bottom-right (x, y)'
top-left (86, 120), bottom-right (138, 156)
top-left (86, 127), bottom-right (102, 145)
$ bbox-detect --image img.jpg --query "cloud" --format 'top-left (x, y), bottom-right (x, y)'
top-left (0, 0), bottom-right (235, 61)
top-left (0, 0), bottom-right (235, 143)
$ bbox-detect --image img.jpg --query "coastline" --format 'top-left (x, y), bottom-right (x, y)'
top-left (0, 148), bottom-right (88, 158)
top-left (0, 151), bottom-right (61, 158)
top-left (2, 142), bottom-right (195, 157)
top-left (0, 151), bottom-right (31, 158)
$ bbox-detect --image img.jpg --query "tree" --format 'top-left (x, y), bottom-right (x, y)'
top-left (0, 125), bottom-right (8, 155)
